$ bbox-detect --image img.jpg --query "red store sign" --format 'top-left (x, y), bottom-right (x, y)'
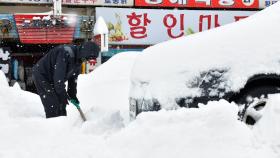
top-left (0, 0), bottom-right (133, 6)
top-left (135, 0), bottom-right (259, 9)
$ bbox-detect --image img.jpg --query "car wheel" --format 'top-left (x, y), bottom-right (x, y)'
top-left (235, 85), bottom-right (279, 125)
top-left (243, 99), bottom-right (266, 125)
top-left (129, 98), bottom-right (160, 121)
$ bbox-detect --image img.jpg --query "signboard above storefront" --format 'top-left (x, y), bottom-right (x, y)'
top-left (135, 0), bottom-right (259, 9)
top-left (135, 0), bottom-right (279, 8)
top-left (259, 0), bottom-right (279, 7)
top-left (0, 0), bottom-right (133, 6)
top-left (62, 0), bottom-right (133, 6)
top-left (0, 0), bottom-right (51, 4)
top-left (96, 7), bottom-right (257, 45)
top-left (0, 0), bottom-right (277, 7)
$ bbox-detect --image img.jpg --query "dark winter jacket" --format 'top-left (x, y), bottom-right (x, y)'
top-left (33, 41), bottom-right (100, 104)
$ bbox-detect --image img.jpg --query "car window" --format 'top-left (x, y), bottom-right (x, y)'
top-left (189, 69), bottom-right (229, 97)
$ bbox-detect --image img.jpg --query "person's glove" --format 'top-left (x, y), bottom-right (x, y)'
top-left (69, 98), bottom-right (80, 108)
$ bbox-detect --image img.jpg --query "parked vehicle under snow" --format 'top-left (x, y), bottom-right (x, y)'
top-left (129, 2), bottom-right (280, 125)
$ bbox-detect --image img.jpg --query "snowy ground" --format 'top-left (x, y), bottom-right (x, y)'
top-left (0, 52), bottom-right (280, 158)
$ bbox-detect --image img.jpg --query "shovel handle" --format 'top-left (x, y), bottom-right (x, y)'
top-left (77, 107), bottom-right (87, 122)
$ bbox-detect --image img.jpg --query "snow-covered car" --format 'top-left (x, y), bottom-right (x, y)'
top-left (129, 3), bottom-right (280, 125)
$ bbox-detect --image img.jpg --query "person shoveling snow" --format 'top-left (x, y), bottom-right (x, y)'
top-left (32, 41), bottom-right (100, 119)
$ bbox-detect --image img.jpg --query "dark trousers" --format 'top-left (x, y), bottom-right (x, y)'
top-left (32, 70), bottom-right (67, 118)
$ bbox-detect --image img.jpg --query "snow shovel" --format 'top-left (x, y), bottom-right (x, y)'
top-left (70, 100), bottom-right (87, 122)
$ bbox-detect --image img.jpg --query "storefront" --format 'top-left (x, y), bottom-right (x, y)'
top-left (0, 13), bottom-right (99, 91)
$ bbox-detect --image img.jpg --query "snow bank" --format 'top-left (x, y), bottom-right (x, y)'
top-left (0, 72), bottom-right (43, 119)
top-left (103, 100), bottom-right (277, 158)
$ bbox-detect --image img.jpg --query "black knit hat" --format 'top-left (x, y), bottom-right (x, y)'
top-left (77, 41), bottom-right (100, 60)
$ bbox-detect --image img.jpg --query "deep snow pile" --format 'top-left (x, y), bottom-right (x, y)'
top-left (130, 1), bottom-right (280, 109)
top-left (0, 53), bottom-right (280, 158)
top-left (105, 100), bottom-right (277, 158)
top-left (0, 71), bottom-right (43, 119)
